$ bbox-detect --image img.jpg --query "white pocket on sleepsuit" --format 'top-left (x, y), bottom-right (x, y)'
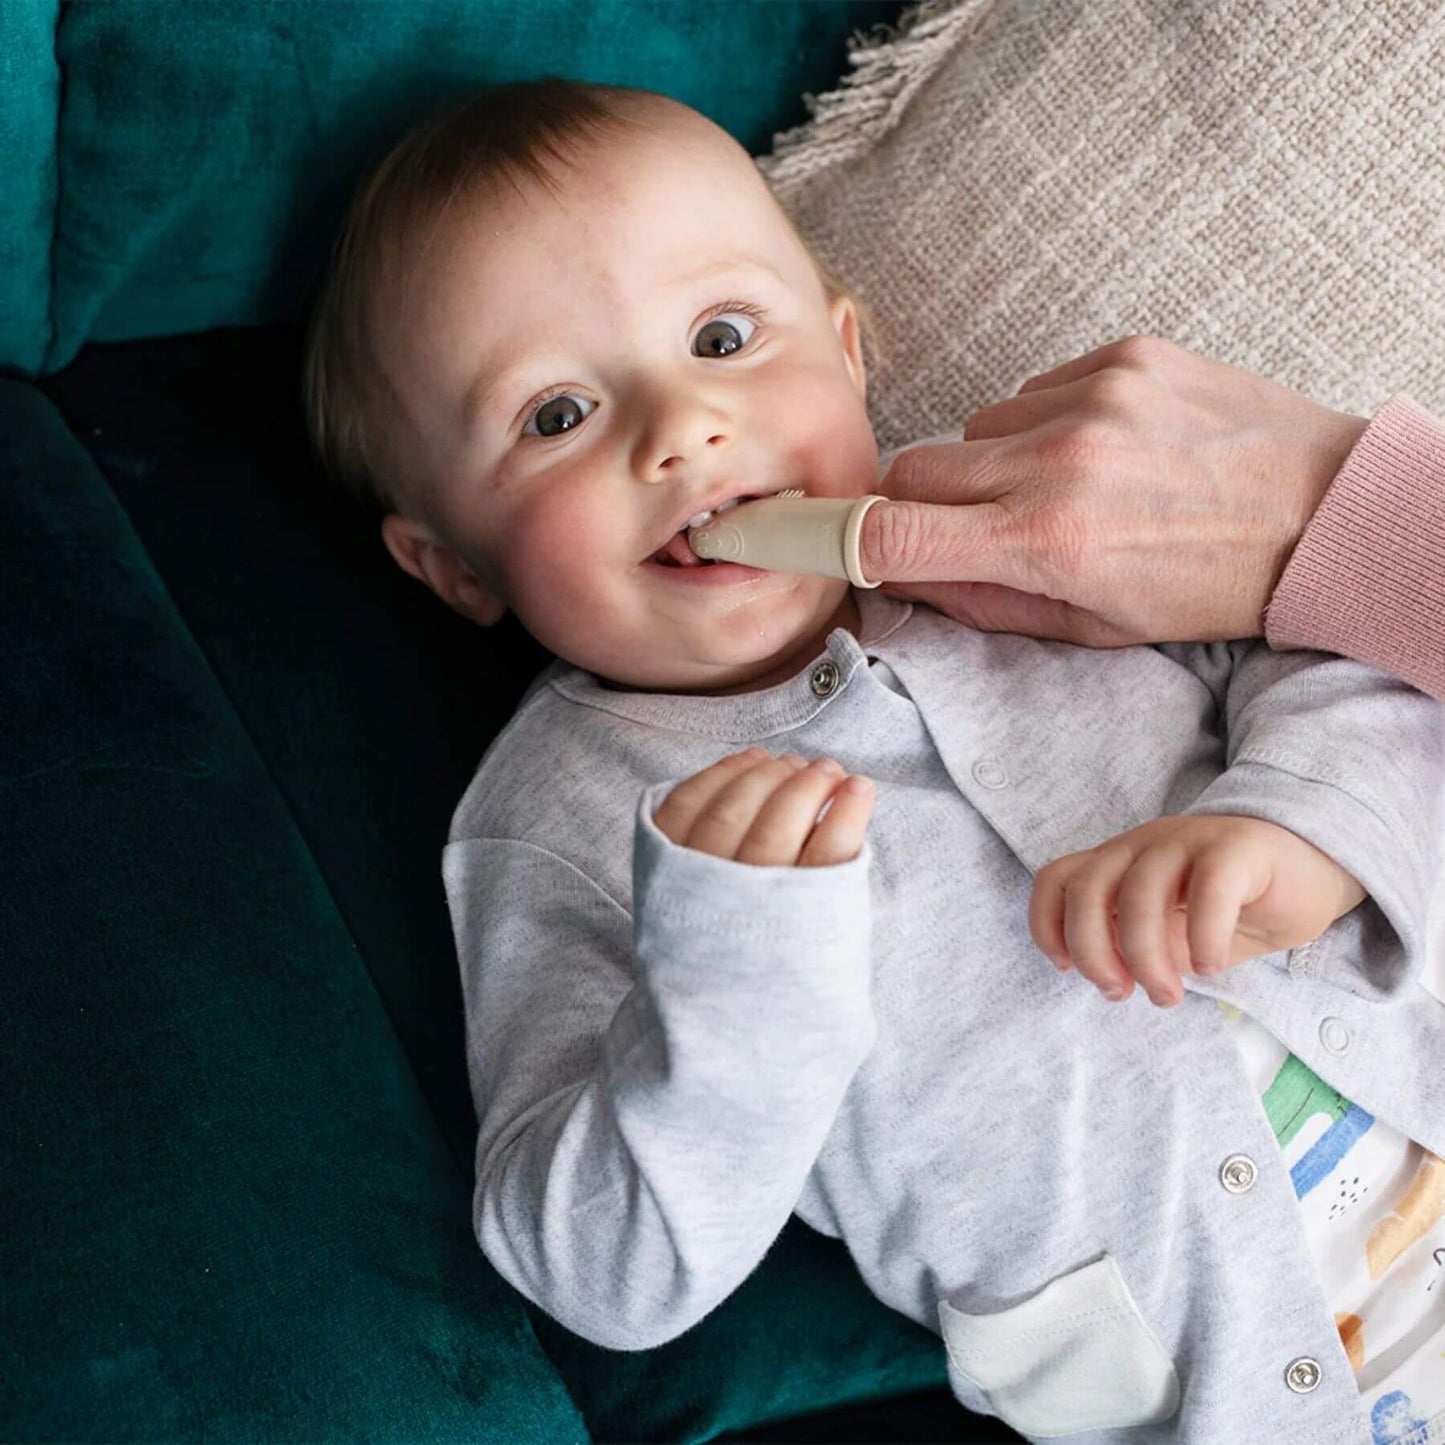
top-left (936, 1252), bottom-right (1181, 1437)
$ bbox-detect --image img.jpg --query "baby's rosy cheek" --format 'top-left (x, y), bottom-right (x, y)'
top-left (513, 490), bottom-right (605, 566)
top-left (765, 398), bottom-right (854, 480)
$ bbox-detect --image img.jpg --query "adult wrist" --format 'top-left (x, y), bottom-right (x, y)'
top-left (1265, 392), bottom-right (1445, 668)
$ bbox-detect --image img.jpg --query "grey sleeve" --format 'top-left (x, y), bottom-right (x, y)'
top-left (1156, 639), bottom-right (1445, 998)
top-left (442, 782), bottom-right (876, 1352)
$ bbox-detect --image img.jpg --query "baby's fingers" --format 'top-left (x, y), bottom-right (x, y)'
top-left (1113, 847), bottom-right (1191, 1007)
top-left (797, 775), bottom-right (875, 867)
top-left (1031, 852), bottom-right (1133, 995)
top-left (1058, 850), bottom-right (1140, 1001)
top-left (734, 758), bottom-right (852, 867)
top-left (1029, 855), bottom-right (1081, 970)
top-left (651, 747), bottom-right (771, 846)
top-left (1185, 849), bottom-right (1262, 975)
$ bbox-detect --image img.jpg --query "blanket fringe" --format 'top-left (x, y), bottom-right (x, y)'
top-left (759, 0), bottom-right (992, 191)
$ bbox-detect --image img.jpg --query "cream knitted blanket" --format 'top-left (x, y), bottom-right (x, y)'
top-left (757, 0), bottom-right (1445, 452)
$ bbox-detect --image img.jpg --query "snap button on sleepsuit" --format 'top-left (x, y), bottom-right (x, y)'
top-left (1284, 1357), bottom-right (1322, 1392)
top-left (1219, 1154), bottom-right (1257, 1193)
top-left (810, 661), bottom-right (840, 697)
top-left (972, 758), bottom-right (1008, 789)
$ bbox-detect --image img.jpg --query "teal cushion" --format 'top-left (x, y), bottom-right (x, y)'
top-left (0, 1), bottom-right (59, 375)
top-left (0, 375), bottom-right (587, 1444)
top-left (17, 0), bottom-right (899, 375)
top-left (535, 1221), bottom-right (956, 1442)
top-left (37, 325), bottom-right (970, 1442)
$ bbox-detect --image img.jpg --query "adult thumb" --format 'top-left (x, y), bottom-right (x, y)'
top-left (857, 496), bottom-right (1019, 588)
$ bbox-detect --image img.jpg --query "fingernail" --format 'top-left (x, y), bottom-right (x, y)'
top-left (1049, 953), bottom-right (1072, 972)
top-left (1103, 985), bottom-right (1126, 1001)
top-left (843, 776), bottom-right (874, 796)
top-left (813, 758), bottom-right (845, 776)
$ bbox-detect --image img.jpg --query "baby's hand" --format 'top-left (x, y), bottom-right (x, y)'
top-left (1029, 815), bottom-right (1367, 1008)
top-left (652, 747), bottom-right (875, 867)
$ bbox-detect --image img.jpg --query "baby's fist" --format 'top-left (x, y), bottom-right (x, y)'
top-left (652, 747), bottom-right (875, 867)
top-left (1029, 814), bottom-right (1366, 1007)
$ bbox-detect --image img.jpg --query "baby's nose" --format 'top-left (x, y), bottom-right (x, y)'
top-left (654, 431), bottom-right (727, 472)
top-left (637, 385), bottom-right (733, 477)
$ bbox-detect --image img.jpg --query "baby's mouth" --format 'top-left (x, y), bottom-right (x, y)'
top-left (647, 494), bottom-right (757, 567)
top-left (649, 531), bottom-right (714, 568)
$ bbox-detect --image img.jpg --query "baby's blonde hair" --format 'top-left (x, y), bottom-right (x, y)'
top-left (300, 76), bottom-right (873, 520)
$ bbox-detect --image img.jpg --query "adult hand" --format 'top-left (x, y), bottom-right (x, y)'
top-left (860, 335), bottom-right (1370, 645)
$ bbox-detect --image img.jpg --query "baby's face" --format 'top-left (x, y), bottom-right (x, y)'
top-left (379, 99), bottom-right (877, 694)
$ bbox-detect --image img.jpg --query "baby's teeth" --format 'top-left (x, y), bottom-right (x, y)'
top-left (686, 496), bottom-right (752, 531)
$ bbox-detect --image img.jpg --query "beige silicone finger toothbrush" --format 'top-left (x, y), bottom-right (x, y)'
top-left (687, 490), bottom-right (887, 588)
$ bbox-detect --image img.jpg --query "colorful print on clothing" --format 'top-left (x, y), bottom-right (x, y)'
top-left (1217, 1002), bottom-right (1445, 1442)
top-left (1367, 1153), bottom-right (1445, 1281)
top-left (1370, 1390), bottom-right (1440, 1445)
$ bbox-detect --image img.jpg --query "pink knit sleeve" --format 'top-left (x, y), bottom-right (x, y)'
top-left (1264, 392), bottom-right (1445, 701)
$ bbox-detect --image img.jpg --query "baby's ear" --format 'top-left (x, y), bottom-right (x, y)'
top-left (380, 513), bottom-right (507, 626)
top-left (829, 293), bottom-right (867, 402)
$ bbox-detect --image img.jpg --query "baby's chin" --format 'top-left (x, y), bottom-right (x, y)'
top-left (591, 576), bottom-right (856, 696)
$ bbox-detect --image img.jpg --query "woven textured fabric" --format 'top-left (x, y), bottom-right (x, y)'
top-left (757, 0), bottom-right (1445, 453)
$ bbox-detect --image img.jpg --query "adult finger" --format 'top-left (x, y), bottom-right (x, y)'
top-left (856, 495), bottom-right (1018, 589)
top-left (1014, 335), bottom-right (1154, 395)
top-left (963, 372), bottom-right (1108, 441)
top-left (864, 431), bottom-right (1081, 593)
top-left (877, 434), bottom-right (1014, 508)
top-left (876, 580), bottom-right (1140, 647)
top-left (734, 758), bottom-right (848, 867)
top-left (797, 774), bottom-right (875, 867)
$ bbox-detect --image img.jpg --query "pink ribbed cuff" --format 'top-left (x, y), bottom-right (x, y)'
top-left (1265, 392), bottom-right (1445, 702)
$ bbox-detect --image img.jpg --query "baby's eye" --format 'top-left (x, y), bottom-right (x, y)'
top-left (692, 312), bottom-right (758, 358)
top-left (524, 392), bottom-right (597, 438)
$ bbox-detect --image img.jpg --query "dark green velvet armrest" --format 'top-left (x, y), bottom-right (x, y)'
top-left (0, 376), bottom-right (586, 1444)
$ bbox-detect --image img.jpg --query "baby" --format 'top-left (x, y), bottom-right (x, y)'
top-left (302, 79), bottom-right (1445, 1445)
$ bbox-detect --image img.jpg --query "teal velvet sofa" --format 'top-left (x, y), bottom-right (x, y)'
top-left (1, 5), bottom-right (1018, 1440)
